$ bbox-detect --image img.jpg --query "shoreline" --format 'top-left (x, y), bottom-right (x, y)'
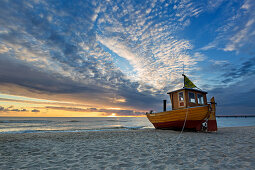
top-left (1, 125), bottom-right (255, 135)
top-left (1, 126), bottom-right (254, 169)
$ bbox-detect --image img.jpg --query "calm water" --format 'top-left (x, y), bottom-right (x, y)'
top-left (0, 117), bottom-right (254, 134)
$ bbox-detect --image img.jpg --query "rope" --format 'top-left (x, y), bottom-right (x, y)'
top-left (167, 108), bottom-right (189, 159)
top-left (152, 108), bottom-right (189, 159)
top-left (175, 108), bottom-right (188, 143)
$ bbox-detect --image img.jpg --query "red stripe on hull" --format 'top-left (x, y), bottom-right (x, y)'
top-left (152, 120), bottom-right (205, 131)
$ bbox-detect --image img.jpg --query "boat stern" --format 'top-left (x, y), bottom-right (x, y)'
top-left (207, 97), bottom-right (218, 132)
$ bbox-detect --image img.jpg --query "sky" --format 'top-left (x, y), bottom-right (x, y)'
top-left (0, 0), bottom-right (255, 117)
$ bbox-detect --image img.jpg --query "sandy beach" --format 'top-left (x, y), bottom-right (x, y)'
top-left (0, 126), bottom-right (254, 169)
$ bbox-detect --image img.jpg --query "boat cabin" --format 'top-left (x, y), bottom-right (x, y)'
top-left (167, 88), bottom-right (207, 110)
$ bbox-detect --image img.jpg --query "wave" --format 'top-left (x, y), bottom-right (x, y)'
top-left (63, 119), bottom-right (127, 123)
top-left (95, 126), bottom-right (144, 130)
top-left (0, 130), bottom-right (44, 134)
top-left (105, 120), bottom-right (128, 122)
top-left (0, 120), bottom-right (52, 124)
top-left (66, 120), bottom-right (80, 122)
top-left (0, 126), bottom-right (147, 134)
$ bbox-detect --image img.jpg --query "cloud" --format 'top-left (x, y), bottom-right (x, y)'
top-left (0, 55), bottom-right (103, 94)
top-left (0, 106), bottom-right (28, 112)
top-left (0, 97), bottom-right (91, 108)
top-left (210, 60), bottom-right (230, 66)
top-left (209, 74), bottom-right (255, 115)
top-left (0, 55), bottom-right (162, 111)
top-left (31, 109), bottom-right (40, 112)
top-left (224, 18), bottom-right (255, 52)
top-left (0, 0), bottom-right (227, 114)
top-left (221, 57), bottom-right (255, 83)
top-left (96, 0), bottom-right (204, 93)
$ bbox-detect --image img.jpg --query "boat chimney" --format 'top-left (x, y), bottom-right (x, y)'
top-left (163, 100), bottom-right (167, 112)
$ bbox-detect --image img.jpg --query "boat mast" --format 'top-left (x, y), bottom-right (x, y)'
top-left (182, 62), bottom-right (185, 88)
top-left (183, 62), bottom-right (184, 75)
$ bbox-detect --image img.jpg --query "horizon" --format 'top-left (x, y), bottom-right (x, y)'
top-left (1, 114), bottom-right (255, 118)
top-left (1, 0), bottom-right (255, 117)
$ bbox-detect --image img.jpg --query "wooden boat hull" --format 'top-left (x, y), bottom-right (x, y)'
top-left (146, 105), bottom-right (210, 131)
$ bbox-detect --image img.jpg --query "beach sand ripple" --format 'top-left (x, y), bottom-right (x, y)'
top-left (0, 126), bottom-right (254, 169)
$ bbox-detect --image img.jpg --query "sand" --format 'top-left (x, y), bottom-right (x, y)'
top-left (0, 126), bottom-right (254, 169)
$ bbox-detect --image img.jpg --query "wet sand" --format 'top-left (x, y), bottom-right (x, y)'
top-left (0, 126), bottom-right (254, 169)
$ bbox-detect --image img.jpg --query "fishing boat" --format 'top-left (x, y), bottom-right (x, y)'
top-left (146, 74), bottom-right (217, 132)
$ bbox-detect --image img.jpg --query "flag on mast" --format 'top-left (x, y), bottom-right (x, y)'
top-left (182, 74), bottom-right (196, 88)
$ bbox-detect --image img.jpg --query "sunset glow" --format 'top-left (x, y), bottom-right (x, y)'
top-left (108, 113), bottom-right (117, 117)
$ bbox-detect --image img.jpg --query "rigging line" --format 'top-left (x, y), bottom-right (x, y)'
top-left (177, 108), bottom-right (188, 141)
top-left (168, 108), bottom-right (189, 159)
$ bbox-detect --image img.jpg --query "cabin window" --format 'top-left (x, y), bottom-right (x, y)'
top-left (188, 92), bottom-right (196, 103)
top-left (197, 94), bottom-right (204, 104)
top-left (178, 92), bottom-right (184, 101)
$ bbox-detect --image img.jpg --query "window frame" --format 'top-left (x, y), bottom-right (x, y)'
top-left (197, 93), bottom-right (204, 105)
top-left (178, 91), bottom-right (185, 107)
top-left (188, 92), bottom-right (196, 103)
top-left (178, 92), bottom-right (184, 101)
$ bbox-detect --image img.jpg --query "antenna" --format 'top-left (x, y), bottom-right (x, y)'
top-left (182, 62), bottom-right (185, 88)
top-left (182, 62), bottom-right (185, 75)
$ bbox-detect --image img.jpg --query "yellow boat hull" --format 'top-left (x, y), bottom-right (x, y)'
top-left (146, 105), bottom-right (210, 131)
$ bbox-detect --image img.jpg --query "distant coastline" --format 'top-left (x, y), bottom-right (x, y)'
top-left (216, 115), bottom-right (255, 117)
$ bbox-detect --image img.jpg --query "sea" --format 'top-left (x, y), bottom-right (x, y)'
top-left (0, 117), bottom-right (255, 134)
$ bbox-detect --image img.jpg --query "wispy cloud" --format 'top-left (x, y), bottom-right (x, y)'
top-left (221, 57), bottom-right (255, 83)
top-left (96, 0), bottom-right (205, 93)
top-left (201, 0), bottom-right (255, 54)
top-left (224, 17), bottom-right (255, 52)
